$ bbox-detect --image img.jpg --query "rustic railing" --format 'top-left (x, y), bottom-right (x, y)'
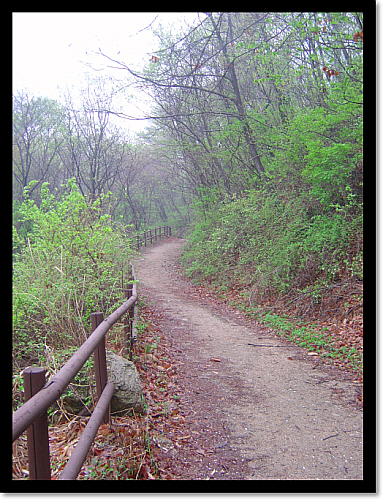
top-left (134, 225), bottom-right (171, 250)
top-left (13, 226), bottom-right (172, 481)
top-left (12, 272), bottom-right (139, 481)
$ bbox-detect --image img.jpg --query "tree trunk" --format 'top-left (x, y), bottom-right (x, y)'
top-left (207, 13), bottom-right (266, 179)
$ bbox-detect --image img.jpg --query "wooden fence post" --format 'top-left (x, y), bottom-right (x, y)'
top-left (23, 367), bottom-right (51, 480)
top-left (124, 284), bottom-right (134, 359)
top-left (129, 297), bottom-right (135, 357)
top-left (91, 312), bottom-right (109, 425)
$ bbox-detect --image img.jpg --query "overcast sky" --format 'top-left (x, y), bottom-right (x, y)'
top-left (12, 12), bottom-right (200, 134)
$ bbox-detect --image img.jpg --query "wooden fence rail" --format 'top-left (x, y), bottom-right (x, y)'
top-left (12, 226), bottom-right (172, 481)
top-left (134, 225), bottom-right (171, 250)
top-left (12, 270), bottom-right (139, 481)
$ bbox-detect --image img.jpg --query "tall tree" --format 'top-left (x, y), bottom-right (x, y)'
top-left (60, 77), bottom-right (127, 202)
top-left (92, 12), bottom-right (363, 212)
top-left (12, 91), bottom-right (65, 202)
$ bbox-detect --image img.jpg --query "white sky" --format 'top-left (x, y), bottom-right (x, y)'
top-left (12, 12), bottom-right (201, 134)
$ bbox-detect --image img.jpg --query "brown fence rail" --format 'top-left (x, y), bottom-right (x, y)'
top-left (12, 269), bottom-right (139, 480)
top-left (13, 224), bottom-right (172, 481)
top-left (134, 225), bottom-right (171, 250)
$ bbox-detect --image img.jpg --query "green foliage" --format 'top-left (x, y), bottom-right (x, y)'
top-left (12, 12), bottom-right (363, 381)
top-left (12, 179), bottom-right (134, 371)
top-left (182, 186), bottom-right (362, 295)
top-left (255, 311), bottom-right (362, 371)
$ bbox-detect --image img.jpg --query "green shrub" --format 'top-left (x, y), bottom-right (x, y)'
top-left (182, 186), bottom-right (362, 297)
top-left (12, 179), bottom-right (134, 371)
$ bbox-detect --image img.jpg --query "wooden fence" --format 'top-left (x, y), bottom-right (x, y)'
top-left (12, 275), bottom-right (137, 480)
top-left (12, 226), bottom-right (172, 481)
top-left (134, 226), bottom-right (171, 250)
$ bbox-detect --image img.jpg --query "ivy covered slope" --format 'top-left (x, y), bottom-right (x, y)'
top-left (182, 76), bottom-right (363, 296)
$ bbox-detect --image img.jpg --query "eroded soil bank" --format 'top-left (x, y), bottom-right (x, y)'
top-left (133, 238), bottom-right (363, 481)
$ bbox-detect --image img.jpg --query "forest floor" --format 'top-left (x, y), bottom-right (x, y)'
top-left (132, 237), bottom-right (363, 481)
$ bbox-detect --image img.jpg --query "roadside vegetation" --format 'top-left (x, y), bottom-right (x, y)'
top-left (12, 179), bottom-right (135, 408)
top-left (181, 173), bottom-right (363, 376)
top-left (13, 11), bottom-right (363, 479)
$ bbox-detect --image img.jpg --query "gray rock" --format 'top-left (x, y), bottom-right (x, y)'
top-left (106, 351), bottom-right (144, 415)
top-left (60, 350), bottom-right (144, 416)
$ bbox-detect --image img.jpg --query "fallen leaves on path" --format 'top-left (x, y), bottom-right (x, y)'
top-left (173, 260), bottom-right (363, 386)
top-left (12, 301), bottom-right (197, 481)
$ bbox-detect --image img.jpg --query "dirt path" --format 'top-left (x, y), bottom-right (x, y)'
top-left (133, 238), bottom-right (363, 480)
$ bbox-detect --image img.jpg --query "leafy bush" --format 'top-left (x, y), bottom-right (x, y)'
top-left (182, 186), bottom-right (362, 300)
top-left (12, 179), bottom-right (134, 372)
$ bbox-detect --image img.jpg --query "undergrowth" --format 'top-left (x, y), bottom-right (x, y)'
top-left (13, 296), bottom-right (182, 480)
top-left (12, 179), bottom-right (135, 409)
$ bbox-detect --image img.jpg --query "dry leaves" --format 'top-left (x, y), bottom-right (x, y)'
top-left (13, 302), bottom-right (190, 481)
top-left (183, 274), bottom-right (363, 383)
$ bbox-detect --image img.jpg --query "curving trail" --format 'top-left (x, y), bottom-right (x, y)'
top-left (134, 238), bottom-right (363, 480)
